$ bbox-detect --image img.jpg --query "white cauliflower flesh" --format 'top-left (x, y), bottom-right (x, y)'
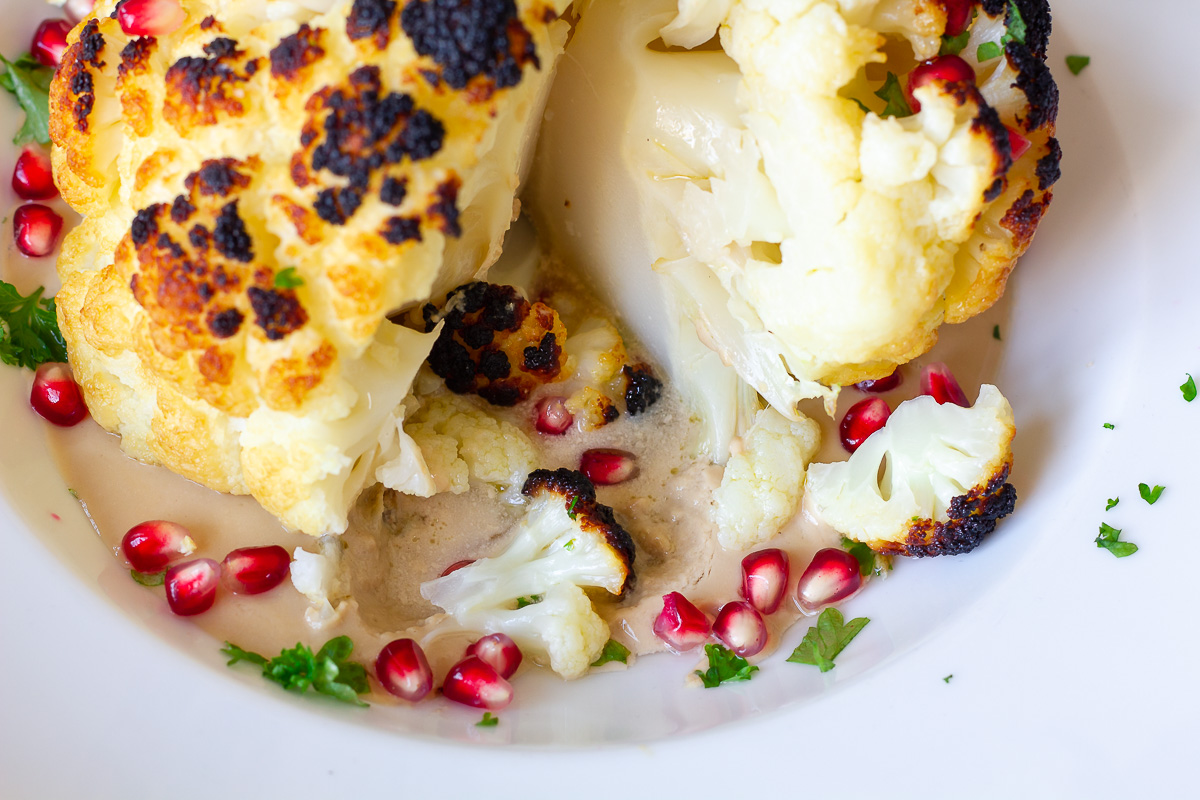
top-left (713, 407), bottom-right (821, 550)
top-left (529, 0), bottom-right (1059, 447)
top-left (290, 535), bottom-right (349, 628)
top-left (806, 384), bottom-right (1017, 557)
top-left (421, 468), bottom-right (636, 678)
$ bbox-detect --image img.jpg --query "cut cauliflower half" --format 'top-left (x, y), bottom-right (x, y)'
top-left (806, 384), bottom-right (1017, 557)
top-left (421, 468), bottom-right (636, 678)
top-left (713, 407), bottom-right (821, 550)
top-left (51, 0), bottom-right (573, 534)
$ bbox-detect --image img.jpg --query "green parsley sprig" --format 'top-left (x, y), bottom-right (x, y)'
top-left (0, 52), bottom-right (53, 145)
top-left (222, 636), bottom-right (371, 706)
top-left (1138, 483), bottom-right (1165, 505)
top-left (874, 73), bottom-right (912, 119)
top-left (1095, 522), bottom-right (1137, 558)
top-left (0, 280), bottom-right (68, 370)
top-left (1065, 55), bottom-right (1090, 76)
top-left (476, 712), bottom-right (499, 728)
top-left (590, 639), bottom-right (630, 667)
top-left (1105, 497), bottom-right (1119, 511)
top-left (695, 643), bottom-right (758, 688)
top-left (1181, 374), bottom-right (1196, 403)
top-left (786, 608), bottom-right (870, 673)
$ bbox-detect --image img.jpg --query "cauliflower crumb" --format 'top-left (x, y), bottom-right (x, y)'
top-left (712, 407), bottom-right (822, 550)
top-left (290, 536), bottom-right (348, 629)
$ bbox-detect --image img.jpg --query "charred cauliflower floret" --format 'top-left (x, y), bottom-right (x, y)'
top-left (50, 0), bottom-right (573, 534)
top-left (421, 468), bottom-right (636, 678)
top-left (422, 281), bottom-right (568, 406)
top-left (560, 317), bottom-right (664, 430)
top-left (806, 384), bottom-right (1017, 557)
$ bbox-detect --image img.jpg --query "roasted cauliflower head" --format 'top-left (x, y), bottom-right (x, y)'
top-left (531, 0), bottom-right (1060, 421)
top-left (51, 0), bottom-right (573, 534)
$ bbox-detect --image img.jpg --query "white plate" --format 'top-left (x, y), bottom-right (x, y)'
top-left (2, 0), bottom-right (1197, 796)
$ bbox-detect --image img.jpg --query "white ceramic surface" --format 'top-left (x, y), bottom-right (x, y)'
top-left (2, 0), bottom-right (1198, 796)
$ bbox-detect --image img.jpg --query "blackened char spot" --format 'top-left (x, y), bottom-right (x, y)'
top-left (207, 308), bottom-right (244, 338)
top-left (380, 176), bottom-right (407, 206)
top-left (118, 37), bottom-right (155, 78)
top-left (171, 196), bottom-right (196, 223)
top-left (270, 24), bottom-right (325, 79)
top-left (189, 225), bottom-right (209, 249)
top-left (400, 0), bottom-right (539, 90)
top-left (382, 215), bottom-right (422, 243)
top-left (186, 159), bottom-right (249, 197)
top-left (478, 383), bottom-right (521, 406)
top-left (983, 177), bottom-right (1005, 203)
top-left (1007, 44), bottom-right (1058, 131)
top-left (458, 323), bottom-right (493, 349)
top-left (479, 349), bottom-right (510, 380)
top-left (203, 37), bottom-right (239, 59)
top-left (130, 205), bottom-right (161, 246)
top-left (522, 332), bottom-right (558, 373)
top-left (623, 364), bottom-right (663, 416)
top-left (347, 0), bottom-right (396, 47)
top-left (155, 233), bottom-right (184, 258)
top-left (428, 336), bottom-right (476, 392)
top-left (200, 15), bottom-right (217, 30)
top-left (247, 287), bottom-right (307, 340)
top-left (213, 202), bottom-right (254, 262)
top-left (314, 187), bottom-right (364, 225)
top-left (1035, 136), bottom-right (1062, 190)
top-left (428, 177), bottom-right (461, 237)
top-left (78, 19), bottom-right (105, 67)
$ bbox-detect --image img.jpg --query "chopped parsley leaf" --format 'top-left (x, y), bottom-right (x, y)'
top-left (841, 537), bottom-right (876, 578)
top-left (939, 31), bottom-right (970, 56)
top-left (992, 324), bottom-right (1002, 341)
top-left (1138, 483), bottom-right (1165, 505)
top-left (564, 538), bottom-right (575, 551)
top-left (0, 52), bottom-right (53, 145)
top-left (943, 674), bottom-right (953, 684)
top-left (1065, 55), bottom-right (1091, 76)
top-left (222, 636), bottom-right (370, 706)
top-left (1001, 0), bottom-right (1027, 46)
top-left (848, 96), bottom-right (872, 115)
top-left (1103, 422), bottom-right (1115, 430)
top-left (476, 712), bottom-right (499, 728)
top-left (0, 280), bottom-right (68, 370)
top-left (567, 496), bottom-right (579, 521)
top-left (590, 639), bottom-right (630, 667)
top-left (273, 268), bottom-right (304, 289)
top-left (1095, 523), bottom-right (1137, 558)
top-left (695, 643), bottom-right (758, 688)
top-left (1105, 497), bottom-right (1119, 511)
top-left (515, 594), bottom-right (543, 609)
top-left (874, 73), bottom-right (912, 119)
top-left (977, 42), bottom-right (1002, 62)
top-left (786, 608), bottom-right (870, 673)
top-left (130, 569), bottom-right (166, 587)
top-left (1182, 374), bottom-right (1197, 403)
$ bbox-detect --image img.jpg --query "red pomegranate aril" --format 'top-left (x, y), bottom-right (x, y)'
top-left (534, 396), bottom-right (573, 434)
top-left (712, 601), bottom-right (768, 658)
top-left (31, 19), bottom-right (72, 67)
top-left (375, 639), bottom-right (433, 702)
top-left (117, 0), bottom-right (186, 37)
top-left (221, 545), bottom-right (290, 594)
top-left (1006, 126), bottom-right (1031, 160)
top-left (920, 362), bottom-right (970, 407)
top-left (854, 370), bottom-right (902, 393)
top-left (942, 0), bottom-right (976, 37)
top-left (652, 592), bottom-right (711, 653)
top-left (907, 55), bottom-right (976, 113)
top-left (12, 146), bottom-right (57, 200)
top-left (121, 520), bottom-right (196, 573)
top-left (796, 548), bottom-right (863, 615)
top-left (466, 633), bottom-right (523, 679)
top-left (64, 0), bottom-right (96, 24)
top-left (13, 204), bottom-right (64, 258)
top-left (579, 448), bottom-right (637, 485)
top-left (164, 558), bottom-right (220, 616)
top-left (30, 362), bottom-right (88, 427)
top-left (440, 559), bottom-right (475, 577)
top-left (741, 548), bottom-right (790, 614)
top-left (441, 656), bottom-right (513, 710)
top-left (839, 397), bottom-right (892, 453)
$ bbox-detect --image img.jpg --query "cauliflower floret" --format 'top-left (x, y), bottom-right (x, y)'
top-left (403, 392), bottom-right (536, 499)
top-left (806, 384), bottom-right (1017, 557)
top-left (421, 468), bottom-right (636, 678)
top-left (713, 407), bottom-right (821, 550)
top-left (559, 317), bottom-right (664, 430)
top-left (290, 536), bottom-right (349, 629)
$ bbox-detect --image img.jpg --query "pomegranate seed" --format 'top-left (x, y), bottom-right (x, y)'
top-left (1006, 125), bottom-right (1031, 160)
top-left (64, 0), bottom-right (96, 24)
top-left (854, 370), bottom-right (901, 393)
top-left (441, 656), bottom-right (513, 710)
top-left (375, 639), bottom-right (433, 702)
top-left (221, 545), bottom-right (290, 595)
top-left (941, 0), bottom-right (976, 37)
top-left (579, 448), bottom-right (637, 485)
top-left (13, 204), bottom-right (64, 258)
top-left (30, 362), bottom-right (88, 427)
top-left (741, 548), bottom-right (790, 614)
top-left (12, 146), bottom-right (57, 200)
top-left (117, 0), bottom-right (185, 37)
top-left (164, 558), bottom-right (220, 616)
top-left (796, 548), bottom-right (863, 615)
top-left (121, 520), bottom-right (196, 573)
top-left (440, 559), bottom-right (475, 577)
top-left (534, 396), bottom-right (573, 434)
top-left (30, 19), bottom-right (72, 67)
top-left (839, 398), bottom-right (892, 454)
top-left (466, 633), bottom-right (523, 679)
top-left (652, 592), bottom-right (711, 653)
top-left (907, 55), bottom-right (976, 113)
top-left (712, 601), bottom-right (768, 658)
top-left (920, 362), bottom-right (970, 407)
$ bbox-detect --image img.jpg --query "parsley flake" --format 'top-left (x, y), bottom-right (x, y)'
top-left (1001, 0), bottom-right (1027, 46)
top-left (0, 281), bottom-right (68, 370)
top-left (848, 96), bottom-right (872, 115)
top-left (874, 73), bottom-right (912, 118)
top-left (222, 636), bottom-right (371, 706)
top-left (1103, 422), bottom-right (1115, 430)
top-left (841, 537), bottom-right (877, 578)
top-left (1095, 523), bottom-right (1137, 558)
top-left (786, 608), bottom-right (870, 673)
top-left (0, 52), bottom-right (53, 145)
top-left (1138, 483), bottom-right (1165, 505)
top-left (590, 639), bottom-right (630, 667)
top-left (695, 643), bottom-right (758, 688)
top-left (564, 538), bottom-right (576, 551)
top-left (130, 569), bottom-right (166, 587)
top-left (273, 267), bottom-right (304, 289)
top-left (943, 674), bottom-right (953, 684)
top-left (939, 31), bottom-right (970, 56)
top-left (1182, 374), bottom-right (1197, 403)
top-left (1106, 497), bottom-right (1119, 511)
top-left (567, 496), bottom-right (579, 521)
top-left (992, 324), bottom-right (1002, 341)
top-left (977, 42), bottom-right (1002, 62)
top-left (1065, 55), bottom-right (1091, 76)
top-left (476, 712), bottom-right (499, 728)
top-left (515, 594), bottom-right (543, 609)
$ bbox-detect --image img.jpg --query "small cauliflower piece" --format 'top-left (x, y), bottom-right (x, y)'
top-left (404, 392), bottom-right (536, 499)
top-left (806, 384), bottom-right (1017, 557)
top-left (290, 536), bottom-right (348, 629)
top-left (560, 317), bottom-right (664, 429)
top-left (421, 468), bottom-right (636, 678)
top-left (713, 407), bottom-right (821, 550)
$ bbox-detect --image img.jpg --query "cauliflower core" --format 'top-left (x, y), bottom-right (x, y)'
top-left (51, 0), bottom-right (572, 534)
top-left (421, 468), bottom-right (636, 678)
top-left (806, 384), bottom-right (1017, 557)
